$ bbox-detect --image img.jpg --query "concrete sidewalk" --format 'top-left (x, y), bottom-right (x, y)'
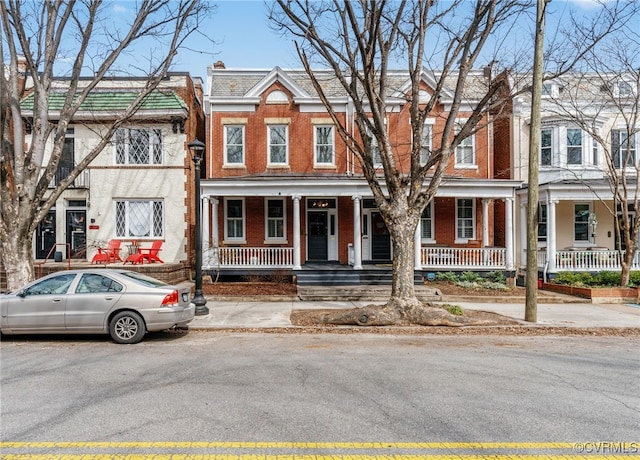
top-left (188, 298), bottom-right (640, 330)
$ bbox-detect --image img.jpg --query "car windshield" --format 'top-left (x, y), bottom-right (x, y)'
top-left (119, 271), bottom-right (168, 288)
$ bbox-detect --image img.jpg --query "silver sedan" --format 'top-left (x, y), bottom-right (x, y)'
top-left (0, 269), bottom-right (195, 344)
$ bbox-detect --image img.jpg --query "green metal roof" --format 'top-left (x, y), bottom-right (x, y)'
top-left (21, 90), bottom-right (187, 112)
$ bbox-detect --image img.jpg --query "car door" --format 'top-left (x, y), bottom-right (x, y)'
top-left (65, 273), bottom-right (124, 332)
top-left (4, 273), bottom-right (76, 332)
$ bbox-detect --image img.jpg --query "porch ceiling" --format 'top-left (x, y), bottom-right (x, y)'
top-left (517, 178), bottom-right (632, 203)
top-left (201, 175), bottom-right (521, 199)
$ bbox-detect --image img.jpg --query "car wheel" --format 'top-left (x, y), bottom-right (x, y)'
top-left (109, 311), bottom-right (146, 344)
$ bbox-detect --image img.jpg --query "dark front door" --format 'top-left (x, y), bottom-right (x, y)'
top-left (371, 212), bottom-right (391, 260)
top-left (66, 210), bottom-right (86, 259)
top-left (35, 211), bottom-right (56, 259)
top-left (308, 211), bottom-right (328, 260)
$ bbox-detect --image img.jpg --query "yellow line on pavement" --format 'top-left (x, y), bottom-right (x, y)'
top-left (2, 455), bottom-right (639, 460)
top-left (0, 441), bottom-right (579, 449)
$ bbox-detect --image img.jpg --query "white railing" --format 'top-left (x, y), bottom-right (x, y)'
top-left (538, 249), bottom-right (640, 271)
top-left (421, 247), bottom-right (506, 270)
top-left (216, 247), bottom-right (294, 268)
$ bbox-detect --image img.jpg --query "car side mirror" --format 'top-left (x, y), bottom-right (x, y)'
top-left (17, 290), bottom-right (26, 298)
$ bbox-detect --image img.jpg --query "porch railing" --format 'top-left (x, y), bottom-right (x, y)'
top-left (538, 249), bottom-right (640, 271)
top-left (215, 247), bottom-right (294, 268)
top-left (421, 247), bottom-right (506, 270)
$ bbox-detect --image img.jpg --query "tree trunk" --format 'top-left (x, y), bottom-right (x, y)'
top-left (388, 216), bottom-right (420, 311)
top-left (3, 234), bottom-right (35, 291)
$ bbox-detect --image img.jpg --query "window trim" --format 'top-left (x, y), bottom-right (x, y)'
top-left (455, 198), bottom-right (475, 243)
top-left (223, 198), bottom-right (246, 243)
top-left (267, 124), bottom-right (289, 166)
top-left (264, 198), bottom-right (287, 243)
top-left (421, 201), bottom-right (435, 243)
top-left (114, 199), bottom-right (164, 239)
top-left (223, 125), bottom-right (245, 166)
top-left (566, 128), bottom-right (583, 165)
top-left (454, 122), bottom-right (476, 168)
top-left (540, 128), bottom-right (553, 166)
top-left (314, 124), bottom-right (335, 166)
top-left (113, 127), bottom-right (163, 166)
top-left (573, 202), bottom-right (591, 245)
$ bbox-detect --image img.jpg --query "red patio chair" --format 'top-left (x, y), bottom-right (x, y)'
top-left (124, 241), bottom-right (164, 264)
top-left (91, 239), bottom-right (122, 264)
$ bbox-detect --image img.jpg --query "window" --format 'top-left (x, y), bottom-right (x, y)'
top-left (224, 125), bottom-right (244, 165)
top-left (265, 199), bottom-right (285, 241)
top-left (315, 125), bottom-right (334, 165)
top-left (542, 82), bottom-right (554, 97)
top-left (567, 128), bottom-right (583, 165)
top-left (618, 81), bottom-right (632, 97)
top-left (541, 128), bottom-right (552, 166)
top-left (455, 125), bottom-right (474, 166)
top-left (612, 130), bottom-right (636, 168)
top-left (593, 136), bottom-right (599, 166)
top-left (421, 202), bottom-right (434, 241)
top-left (76, 274), bottom-right (123, 293)
top-left (225, 198), bottom-right (245, 241)
top-left (574, 203), bottom-right (590, 242)
top-left (420, 125), bottom-right (432, 165)
top-left (115, 200), bottom-right (164, 238)
top-left (268, 125), bottom-right (288, 165)
top-left (538, 204), bottom-right (547, 242)
top-left (456, 199), bottom-right (475, 240)
top-left (115, 128), bottom-right (162, 165)
top-left (24, 273), bottom-right (76, 296)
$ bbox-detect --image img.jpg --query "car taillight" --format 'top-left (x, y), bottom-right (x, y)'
top-left (162, 290), bottom-right (179, 306)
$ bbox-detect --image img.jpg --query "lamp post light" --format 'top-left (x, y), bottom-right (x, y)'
top-left (188, 139), bottom-right (209, 316)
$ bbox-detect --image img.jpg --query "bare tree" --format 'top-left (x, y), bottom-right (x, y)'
top-left (269, 0), bottom-right (528, 326)
top-left (536, 22), bottom-right (640, 286)
top-left (0, 0), bottom-right (210, 290)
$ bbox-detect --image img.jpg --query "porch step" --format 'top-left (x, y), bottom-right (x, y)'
top-left (295, 268), bottom-right (422, 286)
top-left (297, 285), bottom-right (442, 301)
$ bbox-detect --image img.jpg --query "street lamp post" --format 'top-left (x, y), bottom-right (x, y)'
top-left (188, 139), bottom-right (209, 316)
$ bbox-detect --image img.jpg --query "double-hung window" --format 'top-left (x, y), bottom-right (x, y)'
top-left (420, 124), bottom-right (433, 165)
top-left (456, 198), bottom-right (475, 241)
top-left (115, 128), bottom-right (162, 165)
top-left (265, 198), bottom-right (286, 241)
top-left (421, 202), bottom-right (435, 242)
top-left (538, 204), bottom-right (547, 242)
top-left (268, 125), bottom-right (288, 165)
top-left (315, 125), bottom-right (334, 165)
top-left (224, 198), bottom-right (245, 241)
top-left (567, 128), bottom-right (583, 165)
top-left (541, 128), bottom-right (552, 166)
top-left (455, 124), bottom-right (475, 167)
top-left (224, 125), bottom-right (244, 165)
top-left (115, 200), bottom-right (164, 238)
top-left (612, 130), bottom-right (636, 168)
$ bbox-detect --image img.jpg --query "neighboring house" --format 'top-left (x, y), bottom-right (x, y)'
top-left (201, 63), bottom-right (521, 277)
top-left (510, 73), bottom-right (639, 276)
top-left (20, 73), bottom-right (205, 267)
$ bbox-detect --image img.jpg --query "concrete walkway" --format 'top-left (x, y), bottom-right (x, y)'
top-left (188, 298), bottom-right (640, 330)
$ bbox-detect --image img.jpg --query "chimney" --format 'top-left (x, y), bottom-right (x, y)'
top-left (17, 55), bottom-right (27, 73)
top-left (213, 60), bottom-right (226, 69)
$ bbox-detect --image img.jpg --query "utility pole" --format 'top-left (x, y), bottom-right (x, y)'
top-left (525, 0), bottom-right (550, 322)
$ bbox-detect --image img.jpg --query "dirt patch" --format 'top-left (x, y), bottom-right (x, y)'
top-left (202, 282), bottom-right (298, 296)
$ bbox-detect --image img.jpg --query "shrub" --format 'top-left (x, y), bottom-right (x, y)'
top-left (591, 271), bottom-right (620, 287)
top-left (443, 304), bottom-right (464, 316)
top-left (460, 271), bottom-right (483, 283)
top-left (436, 272), bottom-right (459, 283)
top-left (629, 272), bottom-right (640, 287)
top-left (486, 271), bottom-right (506, 283)
top-left (481, 281), bottom-right (509, 291)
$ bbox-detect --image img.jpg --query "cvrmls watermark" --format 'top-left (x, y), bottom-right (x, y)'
top-left (574, 442), bottom-right (639, 454)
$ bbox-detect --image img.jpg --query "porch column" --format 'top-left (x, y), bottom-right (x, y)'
top-left (414, 223), bottom-right (422, 270)
top-left (292, 195), bottom-right (302, 270)
top-left (520, 201), bottom-right (527, 266)
top-left (211, 198), bottom-right (219, 247)
top-left (352, 195), bottom-right (363, 269)
top-left (482, 199), bottom-right (490, 247)
top-left (202, 196), bottom-right (210, 250)
top-left (505, 197), bottom-right (514, 270)
top-left (547, 199), bottom-right (557, 272)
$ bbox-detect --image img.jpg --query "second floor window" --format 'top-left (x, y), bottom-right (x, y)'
top-left (115, 200), bottom-right (164, 238)
top-left (420, 125), bottom-right (432, 165)
top-left (455, 126), bottom-right (474, 166)
top-left (225, 125), bottom-right (244, 165)
top-left (567, 128), bottom-right (583, 165)
top-left (612, 130), bottom-right (636, 169)
top-left (541, 128), bottom-right (552, 166)
top-left (315, 126), bottom-right (334, 165)
top-left (115, 128), bottom-right (162, 165)
top-left (268, 125), bottom-right (288, 165)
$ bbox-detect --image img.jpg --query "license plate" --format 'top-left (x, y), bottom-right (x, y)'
top-left (182, 293), bottom-right (189, 302)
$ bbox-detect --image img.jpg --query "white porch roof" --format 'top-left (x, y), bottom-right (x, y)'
top-left (517, 179), bottom-right (627, 204)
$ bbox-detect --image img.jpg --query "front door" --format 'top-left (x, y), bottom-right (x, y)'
top-left (66, 210), bottom-right (86, 259)
top-left (308, 211), bottom-right (328, 260)
top-left (371, 211), bottom-right (391, 260)
top-left (35, 210), bottom-right (56, 259)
